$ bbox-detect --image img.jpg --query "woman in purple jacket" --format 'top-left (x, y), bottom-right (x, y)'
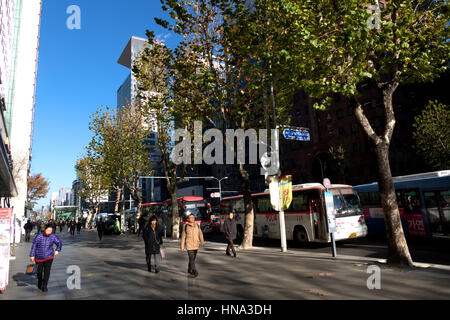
top-left (30, 223), bottom-right (62, 292)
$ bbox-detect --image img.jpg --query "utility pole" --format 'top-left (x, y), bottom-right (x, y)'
top-left (269, 60), bottom-right (287, 253)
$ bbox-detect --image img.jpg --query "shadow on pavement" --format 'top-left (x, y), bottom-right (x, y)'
top-left (103, 260), bottom-right (147, 271)
top-left (12, 272), bottom-right (36, 287)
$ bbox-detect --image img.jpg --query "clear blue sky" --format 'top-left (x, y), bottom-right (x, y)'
top-left (31, 0), bottom-right (179, 210)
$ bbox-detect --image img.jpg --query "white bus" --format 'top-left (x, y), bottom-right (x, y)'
top-left (219, 183), bottom-right (368, 244)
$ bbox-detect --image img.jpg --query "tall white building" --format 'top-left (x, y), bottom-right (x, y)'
top-left (0, 0), bottom-right (18, 201)
top-left (1, 0), bottom-right (42, 243)
top-left (117, 36), bottom-right (162, 202)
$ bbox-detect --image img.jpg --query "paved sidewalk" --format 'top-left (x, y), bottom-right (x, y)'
top-left (0, 228), bottom-right (449, 300)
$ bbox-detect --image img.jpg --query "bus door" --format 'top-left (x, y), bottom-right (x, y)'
top-left (309, 198), bottom-right (323, 241)
top-left (424, 190), bottom-right (450, 236)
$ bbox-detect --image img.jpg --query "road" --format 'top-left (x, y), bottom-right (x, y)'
top-left (204, 232), bottom-right (450, 266)
top-left (0, 228), bottom-right (449, 300)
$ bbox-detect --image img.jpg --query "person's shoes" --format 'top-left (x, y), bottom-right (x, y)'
top-left (155, 269), bottom-right (160, 273)
top-left (226, 252), bottom-right (231, 256)
top-left (41, 286), bottom-right (48, 292)
top-left (233, 253), bottom-right (237, 258)
top-left (37, 279), bottom-right (42, 290)
top-left (193, 270), bottom-right (198, 277)
top-left (148, 266), bottom-right (152, 273)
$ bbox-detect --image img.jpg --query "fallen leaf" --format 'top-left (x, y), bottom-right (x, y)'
top-left (104, 274), bottom-right (112, 277)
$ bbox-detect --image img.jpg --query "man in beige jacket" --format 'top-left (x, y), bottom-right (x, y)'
top-left (181, 214), bottom-right (205, 277)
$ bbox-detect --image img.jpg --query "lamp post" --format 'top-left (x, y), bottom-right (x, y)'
top-left (205, 176), bottom-right (228, 201)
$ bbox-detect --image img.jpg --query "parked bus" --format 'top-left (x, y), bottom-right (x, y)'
top-left (162, 197), bottom-right (212, 234)
top-left (220, 183), bottom-right (368, 244)
top-left (354, 170), bottom-right (450, 238)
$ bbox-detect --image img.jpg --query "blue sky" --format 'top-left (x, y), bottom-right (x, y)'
top-left (31, 0), bottom-right (179, 209)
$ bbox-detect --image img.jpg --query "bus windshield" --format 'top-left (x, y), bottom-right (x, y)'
top-left (330, 188), bottom-right (363, 218)
top-left (183, 201), bottom-right (209, 221)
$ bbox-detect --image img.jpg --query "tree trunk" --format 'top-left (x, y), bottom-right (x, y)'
top-left (354, 84), bottom-right (414, 267)
top-left (114, 186), bottom-right (121, 214)
top-left (238, 163), bottom-right (255, 249)
top-left (170, 185), bottom-right (180, 240)
top-left (375, 141), bottom-right (414, 266)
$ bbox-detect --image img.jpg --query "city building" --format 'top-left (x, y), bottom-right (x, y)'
top-left (280, 69), bottom-right (450, 186)
top-left (117, 36), bottom-right (162, 204)
top-left (0, 0), bottom-right (18, 203)
top-left (1, 0), bottom-right (42, 244)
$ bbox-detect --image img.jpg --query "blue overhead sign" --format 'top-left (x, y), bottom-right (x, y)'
top-left (282, 129), bottom-right (310, 141)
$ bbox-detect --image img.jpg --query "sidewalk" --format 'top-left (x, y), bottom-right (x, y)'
top-left (1, 229), bottom-right (449, 300)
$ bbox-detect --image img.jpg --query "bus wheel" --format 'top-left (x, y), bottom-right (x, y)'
top-left (293, 227), bottom-right (309, 247)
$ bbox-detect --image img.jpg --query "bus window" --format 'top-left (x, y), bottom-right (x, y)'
top-left (370, 192), bottom-right (381, 205)
top-left (256, 197), bottom-right (272, 213)
top-left (404, 190), bottom-right (421, 213)
top-left (331, 188), bottom-right (363, 217)
top-left (234, 198), bottom-right (245, 214)
top-left (287, 193), bottom-right (308, 212)
top-left (220, 200), bottom-right (233, 215)
top-left (183, 201), bottom-right (209, 221)
top-left (359, 192), bottom-right (370, 206)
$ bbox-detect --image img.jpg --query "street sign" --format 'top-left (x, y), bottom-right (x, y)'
top-left (282, 128), bottom-right (310, 141)
top-left (324, 192), bottom-right (336, 233)
top-left (210, 192), bottom-right (221, 198)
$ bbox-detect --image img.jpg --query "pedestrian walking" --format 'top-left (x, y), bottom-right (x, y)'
top-left (97, 218), bottom-right (104, 240)
top-left (76, 221), bottom-right (82, 234)
top-left (58, 219), bottom-right (64, 233)
top-left (142, 215), bottom-right (164, 273)
top-left (39, 221), bottom-right (45, 232)
top-left (180, 214), bottom-right (204, 277)
top-left (29, 224), bottom-right (62, 292)
top-left (70, 219), bottom-right (76, 237)
top-left (223, 211), bottom-right (237, 257)
top-left (128, 217), bottom-right (132, 233)
top-left (114, 218), bottom-right (121, 234)
top-left (24, 219), bottom-right (33, 242)
top-left (137, 215), bottom-right (145, 236)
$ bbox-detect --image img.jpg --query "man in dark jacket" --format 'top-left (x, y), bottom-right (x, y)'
top-left (76, 221), bottom-right (82, 234)
top-left (223, 211), bottom-right (237, 257)
top-left (97, 218), bottom-right (104, 240)
top-left (24, 219), bottom-right (33, 242)
top-left (142, 215), bottom-right (164, 273)
top-left (137, 215), bottom-right (145, 236)
top-left (30, 224), bottom-right (62, 292)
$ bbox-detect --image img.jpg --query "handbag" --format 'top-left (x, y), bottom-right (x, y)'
top-left (26, 263), bottom-right (37, 275)
top-left (160, 248), bottom-right (165, 259)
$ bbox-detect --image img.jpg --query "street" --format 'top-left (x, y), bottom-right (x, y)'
top-left (1, 228), bottom-right (449, 300)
